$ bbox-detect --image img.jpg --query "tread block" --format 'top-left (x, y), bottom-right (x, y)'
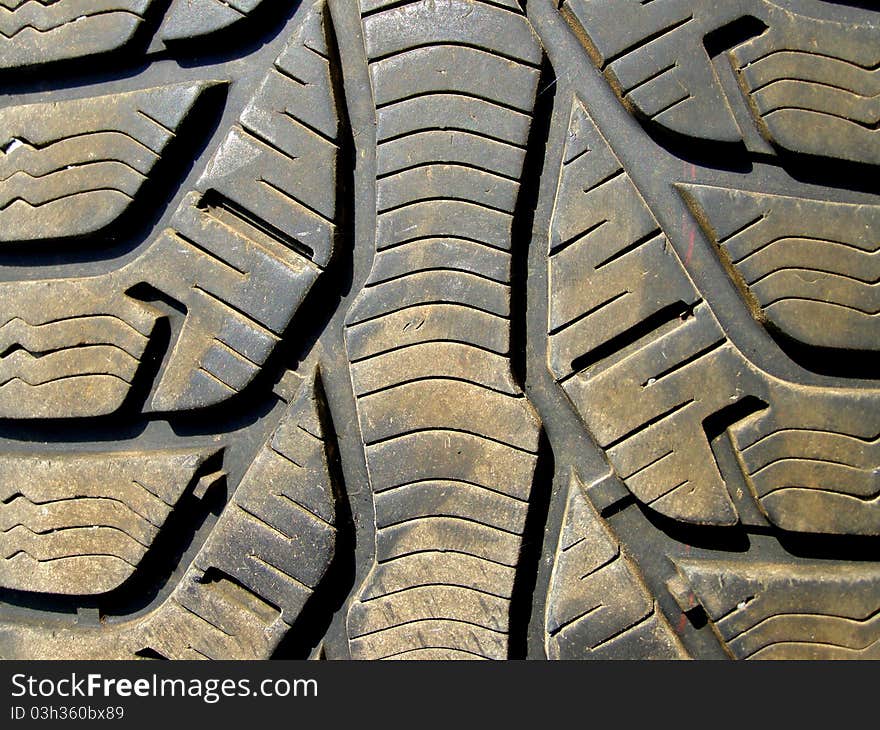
top-left (675, 558), bottom-right (880, 659)
top-left (680, 184), bottom-right (880, 354)
top-left (728, 388), bottom-right (880, 535)
top-left (0, 278), bottom-right (160, 418)
top-left (731, 8), bottom-right (880, 165)
top-left (0, 0), bottom-right (150, 68)
top-left (0, 0), bottom-right (277, 66)
top-left (0, 369), bottom-right (337, 659)
top-left (0, 5), bottom-right (341, 417)
top-left (545, 474), bottom-right (687, 660)
top-left (0, 448), bottom-right (218, 594)
top-left (143, 7), bottom-right (341, 410)
top-left (547, 96), bottom-right (739, 526)
top-left (141, 195), bottom-right (321, 411)
top-left (0, 82), bottom-right (214, 242)
top-left (558, 0), bottom-right (880, 164)
top-left (344, 0), bottom-right (543, 660)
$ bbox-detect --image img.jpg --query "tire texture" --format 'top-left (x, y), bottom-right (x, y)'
top-left (0, 0), bottom-right (877, 660)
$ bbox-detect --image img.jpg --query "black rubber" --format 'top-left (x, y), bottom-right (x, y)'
top-left (0, 0), bottom-right (877, 660)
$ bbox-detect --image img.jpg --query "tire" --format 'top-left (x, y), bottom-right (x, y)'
top-left (0, 0), bottom-right (877, 660)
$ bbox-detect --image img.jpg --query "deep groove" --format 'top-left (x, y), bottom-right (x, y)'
top-left (569, 301), bottom-right (691, 375)
top-left (511, 58), bottom-right (556, 390)
top-left (702, 396), bottom-right (768, 442)
top-left (508, 431), bottom-right (554, 659)
top-left (702, 16), bottom-right (768, 58)
top-left (121, 316), bottom-right (173, 415)
top-left (163, 2), bottom-right (310, 72)
top-left (768, 323), bottom-right (880, 381)
top-left (197, 190), bottom-right (315, 262)
top-left (816, 0), bottom-right (880, 9)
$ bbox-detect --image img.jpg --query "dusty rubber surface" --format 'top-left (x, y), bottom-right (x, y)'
top-left (0, 0), bottom-right (877, 660)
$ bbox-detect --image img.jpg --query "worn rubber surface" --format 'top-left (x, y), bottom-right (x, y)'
top-left (0, 0), bottom-right (877, 660)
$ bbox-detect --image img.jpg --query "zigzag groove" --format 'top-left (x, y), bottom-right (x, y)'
top-left (0, 370), bottom-right (338, 658)
top-left (0, 449), bottom-right (216, 595)
top-left (0, 82), bottom-right (210, 241)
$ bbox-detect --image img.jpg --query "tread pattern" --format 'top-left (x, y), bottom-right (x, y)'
top-left (0, 369), bottom-right (337, 659)
top-left (0, 448), bottom-right (218, 595)
top-left (0, 0), bottom-right (277, 66)
top-left (547, 96), bottom-right (737, 526)
top-left (728, 396), bottom-right (880, 535)
top-left (670, 559), bottom-right (880, 659)
top-left (0, 81), bottom-right (212, 241)
top-left (0, 0), bottom-right (877, 662)
top-left (680, 184), bottom-right (880, 354)
top-left (344, 0), bottom-right (543, 660)
top-left (731, 8), bottom-right (880, 165)
top-left (144, 7), bottom-right (341, 411)
top-left (546, 95), bottom-right (880, 535)
top-left (0, 5), bottom-right (340, 418)
top-left (545, 473), bottom-right (686, 659)
top-left (0, 279), bottom-right (161, 418)
top-left (0, 0), bottom-right (149, 68)
top-left (558, 0), bottom-right (880, 163)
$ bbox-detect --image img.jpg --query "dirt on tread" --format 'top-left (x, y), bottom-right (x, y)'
top-left (0, 0), bottom-right (877, 661)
